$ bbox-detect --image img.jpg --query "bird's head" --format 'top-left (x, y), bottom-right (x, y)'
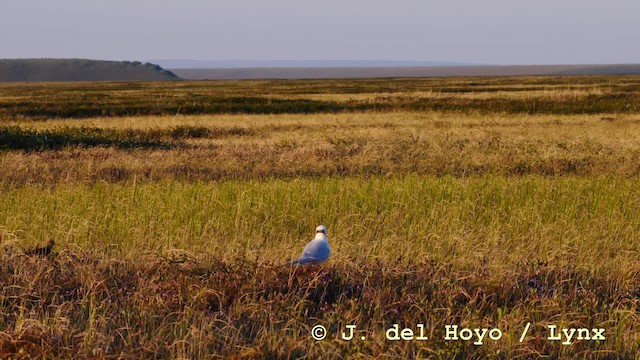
top-left (315, 224), bottom-right (327, 236)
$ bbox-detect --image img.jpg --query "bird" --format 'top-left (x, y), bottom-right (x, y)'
top-left (24, 239), bottom-right (55, 257)
top-left (290, 224), bottom-right (331, 265)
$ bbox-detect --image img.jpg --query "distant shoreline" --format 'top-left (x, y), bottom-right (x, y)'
top-left (2, 59), bottom-right (639, 82)
top-left (171, 64), bottom-right (640, 80)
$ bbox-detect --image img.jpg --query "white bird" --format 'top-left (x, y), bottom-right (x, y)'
top-left (290, 224), bottom-right (331, 265)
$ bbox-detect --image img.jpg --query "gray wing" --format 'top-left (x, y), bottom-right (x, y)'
top-left (293, 239), bottom-right (330, 264)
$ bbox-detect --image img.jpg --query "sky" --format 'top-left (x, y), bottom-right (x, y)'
top-left (1, 0), bottom-right (639, 65)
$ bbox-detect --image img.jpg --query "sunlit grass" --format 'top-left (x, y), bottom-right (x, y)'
top-left (3, 112), bottom-right (640, 184)
top-left (2, 175), bottom-right (639, 273)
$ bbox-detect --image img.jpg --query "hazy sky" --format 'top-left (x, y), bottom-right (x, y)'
top-left (2, 0), bottom-right (639, 65)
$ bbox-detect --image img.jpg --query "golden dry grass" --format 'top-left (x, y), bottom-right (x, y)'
top-left (3, 112), bottom-right (640, 185)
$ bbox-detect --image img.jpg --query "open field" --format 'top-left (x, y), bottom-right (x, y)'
top-left (1, 76), bottom-right (639, 120)
top-left (1, 76), bottom-right (640, 358)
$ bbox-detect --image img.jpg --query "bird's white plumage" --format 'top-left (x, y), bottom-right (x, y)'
top-left (291, 224), bottom-right (330, 265)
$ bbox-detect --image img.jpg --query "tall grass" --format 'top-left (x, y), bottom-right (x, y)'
top-left (2, 176), bottom-right (639, 272)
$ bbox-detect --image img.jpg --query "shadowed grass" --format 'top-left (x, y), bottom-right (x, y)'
top-left (0, 252), bottom-right (637, 358)
top-left (0, 126), bottom-right (173, 151)
top-left (0, 125), bottom-right (255, 151)
top-left (158, 125), bottom-right (254, 139)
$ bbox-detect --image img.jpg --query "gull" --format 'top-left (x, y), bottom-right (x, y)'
top-left (290, 225), bottom-right (330, 265)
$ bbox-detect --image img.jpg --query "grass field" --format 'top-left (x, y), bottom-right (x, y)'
top-left (1, 76), bottom-right (639, 358)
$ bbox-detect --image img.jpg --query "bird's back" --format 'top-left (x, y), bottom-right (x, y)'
top-left (299, 238), bottom-right (330, 263)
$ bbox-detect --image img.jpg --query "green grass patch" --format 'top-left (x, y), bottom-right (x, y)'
top-left (2, 175), bottom-right (639, 272)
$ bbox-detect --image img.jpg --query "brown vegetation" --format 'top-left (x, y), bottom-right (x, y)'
top-left (1, 76), bottom-right (639, 120)
top-left (23, 239), bottom-right (55, 257)
top-left (0, 253), bottom-right (637, 358)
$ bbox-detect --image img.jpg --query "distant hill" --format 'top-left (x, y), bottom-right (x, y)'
top-left (0, 59), bottom-right (180, 82)
top-left (171, 64), bottom-right (640, 80)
